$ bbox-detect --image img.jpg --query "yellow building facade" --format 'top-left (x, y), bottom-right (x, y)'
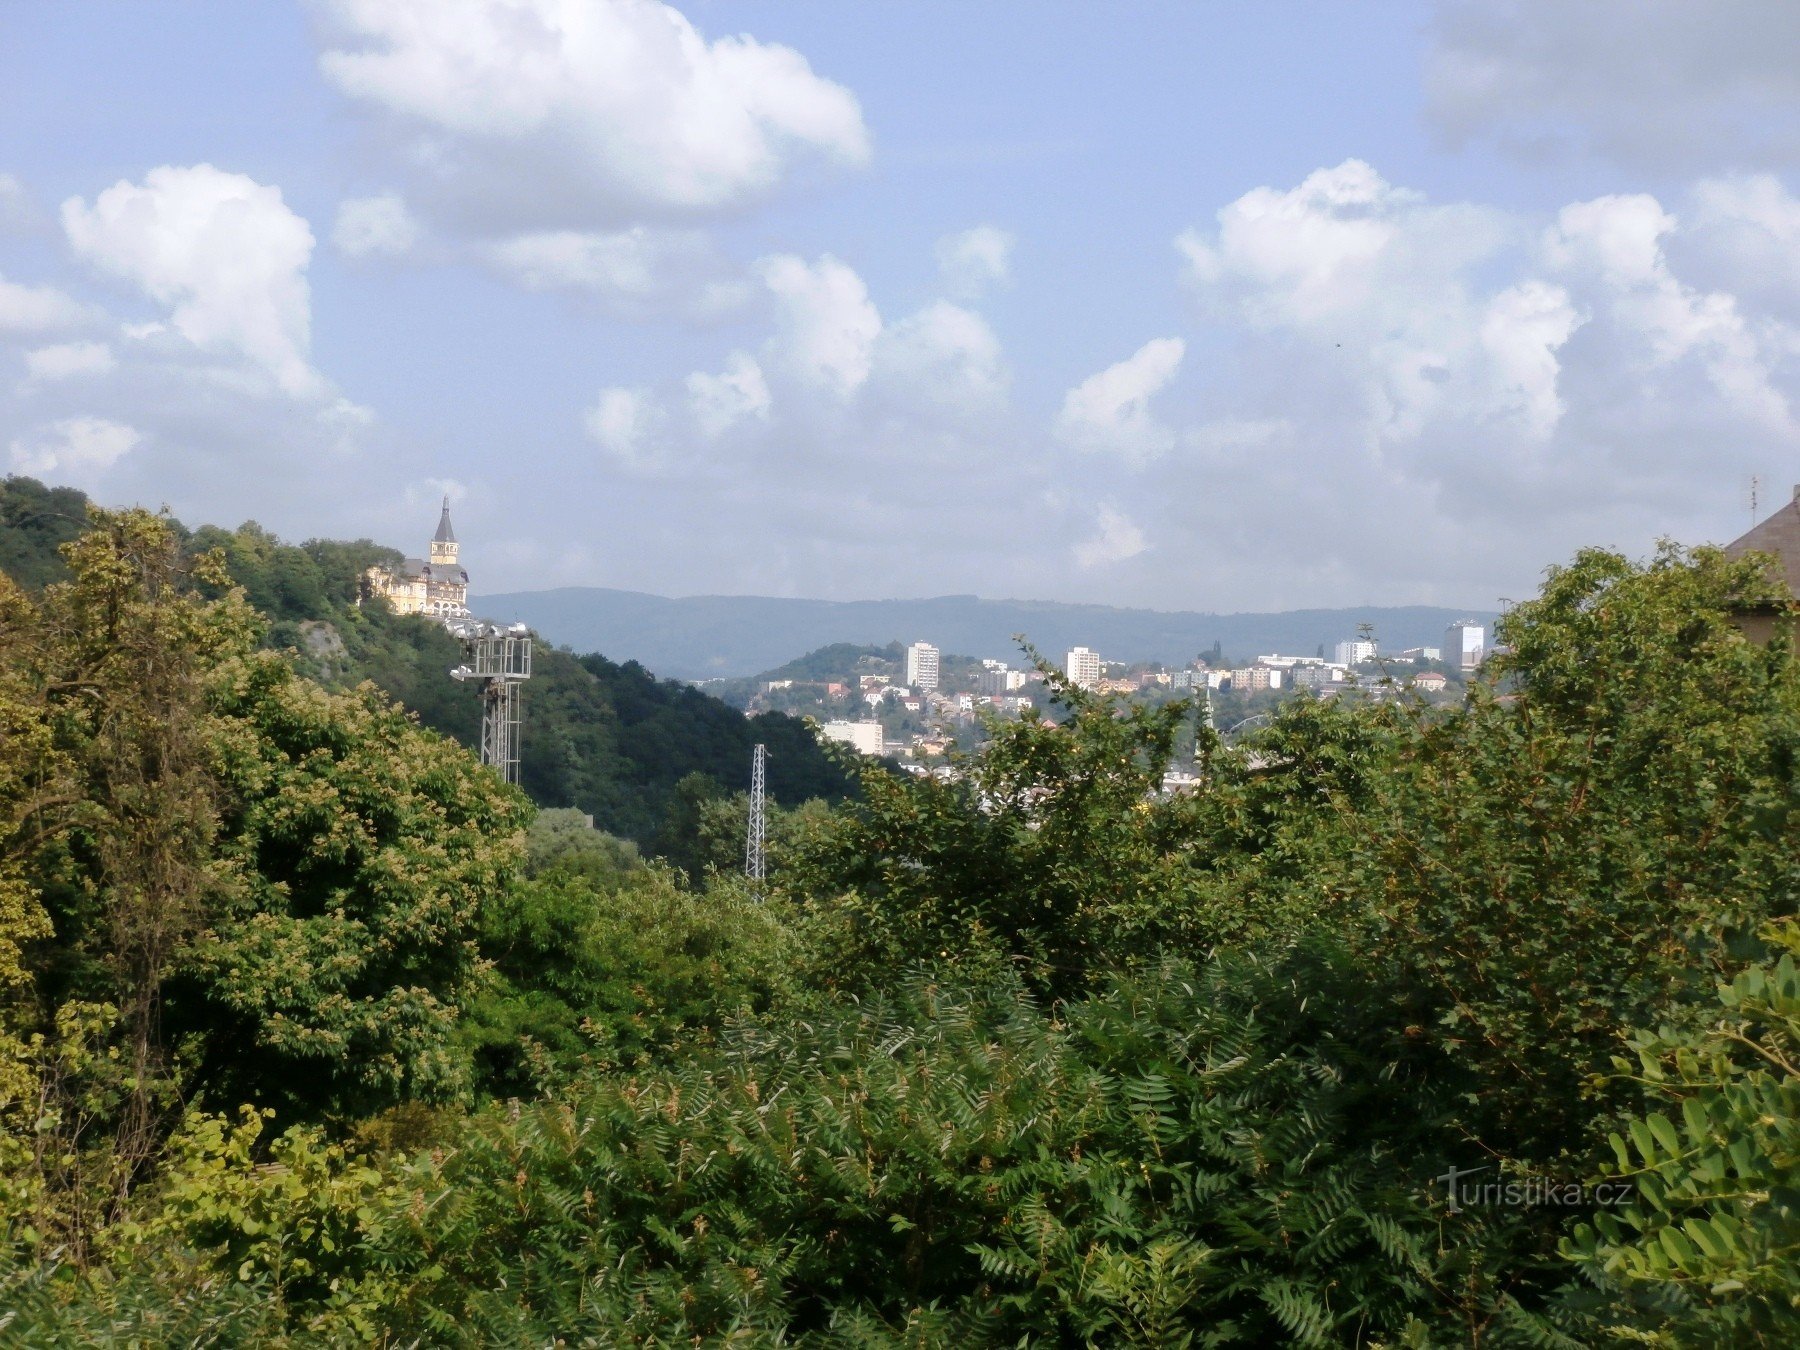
top-left (364, 499), bottom-right (471, 619)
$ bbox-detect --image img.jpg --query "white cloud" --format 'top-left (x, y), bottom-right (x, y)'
top-left (1682, 174), bottom-right (1800, 313)
top-left (1178, 159), bottom-right (1578, 446)
top-left (9, 415), bottom-right (140, 480)
top-left (1177, 159), bottom-right (1511, 332)
top-left (875, 301), bottom-right (1007, 416)
top-left (1055, 337), bottom-right (1185, 462)
top-left (759, 253), bottom-right (881, 398)
top-left (317, 0), bottom-right (868, 228)
top-left (935, 225), bottom-right (1013, 299)
top-left (685, 351), bottom-right (770, 436)
top-left (0, 274), bottom-right (92, 335)
top-left (582, 385), bottom-right (661, 468)
top-left (485, 226), bottom-right (748, 317)
top-left (62, 164), bottom-right (323, 398)
top-left (1477, 281), bottom-right (1584, 439)
top-left (1073, 504), bottom-right (1148, 568)
top-left (23, 340), bottom-right (116, 382)
top-left (1545, 193), bottom-right (1791, 431)
top-left (333, 191), bottom-right (420, 258)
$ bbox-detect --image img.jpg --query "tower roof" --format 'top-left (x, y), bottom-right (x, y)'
top-left (1724, 484), bottom-right (1800, 597)
top-left (434, 496), bottom-right (456, 544)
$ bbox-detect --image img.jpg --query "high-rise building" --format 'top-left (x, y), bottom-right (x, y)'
top-left (1444, 621), bottom-right (1486, 672)
top-left (905, 641), bottom-right (940, 692)
top-left (819, 720), bottom-right (885, 755)
top-left (1334, 638), bottom-right (1377, 666)
top-left (1066, 646), bottom-right (1102, 690)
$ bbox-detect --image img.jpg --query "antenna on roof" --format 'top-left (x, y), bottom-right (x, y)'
top-left (1750, 474), bottom-right (1763, 526)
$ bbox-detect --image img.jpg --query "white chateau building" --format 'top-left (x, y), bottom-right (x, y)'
top-left (364, 499), bottom-right (471, 619)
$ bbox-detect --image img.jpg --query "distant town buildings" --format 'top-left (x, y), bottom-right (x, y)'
top-left (363, 499), bottom-right (471, 619)
top-left (1066, 645), bottom-right (1102, 689)
top-left (1334, 638), bottom-right (1377, 666)
top-left (905, 641), bottom-right (941, 692)
top-left (1396, 646), bottom-right (1442, 662)
top-left (819, 720), bottom-right (885, 755)
top-left (1444, 621), bottom-right (1486, 672)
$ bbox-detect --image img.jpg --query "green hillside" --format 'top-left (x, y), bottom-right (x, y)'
top-left (0, 475), bottom-right (852, 847)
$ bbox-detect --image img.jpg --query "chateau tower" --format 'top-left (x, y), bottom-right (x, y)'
top-left (430, 497), bottom-right (459, 567)
top-left (363, 497), bottom-right (471, 620)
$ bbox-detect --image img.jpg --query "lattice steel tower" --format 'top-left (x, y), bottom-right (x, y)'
top-left (745, 743), bottom-right (767, 894)
top-left (448, 620), bottom-right (533, 784)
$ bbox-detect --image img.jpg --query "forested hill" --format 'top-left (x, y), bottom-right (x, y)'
top-left (0, 475), bottom-right (852, 845)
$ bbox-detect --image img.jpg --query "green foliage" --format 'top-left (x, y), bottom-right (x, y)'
top-left (9, 506), bottom-right (1800, 1346)
top-left (0, 510), bottom-right (526, 1259)
top-left (175, 649), bottom-right (529, 1121)
top-left (0, 475), bottom-right (90, 591)
top-left (18, 948), bottom-right (1537, 1343)
top-left (1564, 920), bottom-right (1800, 1346)
top-left (463, 861), bottom-right (797, 1097)
top-left (788, 655), bottom-right (1212, 993)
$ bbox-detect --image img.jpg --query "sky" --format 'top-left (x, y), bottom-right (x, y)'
top-left (4, 0), bottom-right (1800, 612)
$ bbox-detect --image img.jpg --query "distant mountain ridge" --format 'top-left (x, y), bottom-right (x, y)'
top-left (474, 586), bottom-right (1500, 680)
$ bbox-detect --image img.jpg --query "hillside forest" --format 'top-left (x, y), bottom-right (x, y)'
top-left (1, 480), bottom-right (1798, 1344)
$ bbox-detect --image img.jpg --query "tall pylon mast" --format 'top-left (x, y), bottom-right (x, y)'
top-left (449, 620), bottom-right (533, 784)
top-left (745, 743), bottom-right (767, 895)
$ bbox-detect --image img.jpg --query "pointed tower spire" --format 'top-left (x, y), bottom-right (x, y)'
top-left (430, 496), bottom-right (459, 566)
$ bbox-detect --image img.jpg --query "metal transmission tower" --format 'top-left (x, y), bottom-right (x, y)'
top-left (448, 620), bottom-right (533, 783)
top-left (745, 743), bottom-right (767, 894)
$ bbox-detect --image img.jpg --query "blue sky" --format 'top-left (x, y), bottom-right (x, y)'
top-left (5, 1), bottom-right (1799, 612)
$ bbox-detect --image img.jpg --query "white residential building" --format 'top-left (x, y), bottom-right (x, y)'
top-left (1444, 621), bottom-right (1486, 672)
top-left (1256, 654), bottom-right (1326, 668)
top-left (905, 641), bottom-right (940, 692)
top-left (1334, 638), bottom-right (1377, 666)
top-left (819, 720), bottom-right (885, 755)
top-left (1066, 646), bottom-right (1102, 689)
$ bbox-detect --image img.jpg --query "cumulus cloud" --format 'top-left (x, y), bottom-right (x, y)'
top-left (1425, 0), bottom-right (1800, 170)
top-left (1073, 503), bottom-right (1148, 569)
top-left (485, 226), bottom-right (749, 317)
top-left (685, 351), bottom-right (770, 436)
top-left (874, 301), bottom-right (1007, 416)
top-left (0, 274), bottom-right (93, 335)
top-left (759, 253), bottom-right (881, 399)
top-left (1055, 337), bottom-right (1184, 462)
top-left (582, 385), bottom-right (661, 468)
top-left (317, 0), bottom-right (868, 229)
top-left (1178, 159), bottom-right (1577, 447)
top-left (1144, 159), bottom-right (1800, 614)
top-left (62, 164), bottom-right (324, 398)
top-left (935, 225), bottom-right (1013, 299)
top-left (8, 415), bottom-right (140, 481)
top-left (23, 341), bottom-right (116, 382)
top-left (1545, 193), bottom-right (1791, 432)
top-left (333, 191), bottom-right (420, 258)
